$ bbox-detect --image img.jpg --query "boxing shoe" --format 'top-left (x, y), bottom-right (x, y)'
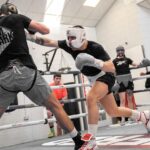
top-left (142, 110), bottom-right (150, 133)
top-left (79, 133), bottom-right (97, 150)
top-left (138, 110), bottom-right (150, 133)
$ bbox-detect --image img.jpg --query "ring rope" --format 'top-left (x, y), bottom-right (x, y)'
top-left (133, 88), bottom-right (150, 93)
top-left (133, 74), bottom-right (150, 81)
top-left (51, 83), bottom-right (90, 89)
top-left (0, 110), bottom-right (105, 131)
top-left (6, 88), bottom-right (150, 111)
top-left (6, 98), bottom-right (86, 111)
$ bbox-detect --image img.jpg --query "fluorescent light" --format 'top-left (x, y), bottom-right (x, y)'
top-left (83, 0), bottom-right (100, 7)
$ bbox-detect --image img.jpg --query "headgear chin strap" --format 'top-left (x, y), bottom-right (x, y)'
top-left (66, 27), bottom-right (86, 49)
top-left (0, 3), bottom-right (18, 15)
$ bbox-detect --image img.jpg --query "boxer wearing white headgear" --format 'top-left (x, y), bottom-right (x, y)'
top-left (66, 27), bottom-right (86, 49)
top-left (26, 25), bottom-right (150, 150)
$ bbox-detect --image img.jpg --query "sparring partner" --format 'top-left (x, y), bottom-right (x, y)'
top-left (27, 25), bottom-right (150, 150)
top-left (113, 46), bottom-right (138, 125)
top-left (0, 3), bottom-right (85, 150)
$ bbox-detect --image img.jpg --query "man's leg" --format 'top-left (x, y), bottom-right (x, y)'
top-left (44, 93), bottom-right (76, 132)
top-left (101, 93), bottom-right (150, 130)
top-left (80, 80), bottom-right (150, 150)
top-left (0, 87), bottom-right (17, 118)
top-left (25, 72), bottom-right (84, 150)
top-left (57, 123), bottom-right (63, 136)
top-left (118, 92), bottom-right (126, 124)
top-left (79, 81), bottom-right (109, 150)
top-left (43, 93), bottom-right (84, 149)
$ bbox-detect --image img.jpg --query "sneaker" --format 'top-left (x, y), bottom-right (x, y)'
top-left (79, 133), bottom-right (97, 150)
top-left (74, 143), bottom-right (84, 150)
top-left (48, 131), bottom-right (54, 138)
top-left (142, 110), bottom-right (150, 132)
top-left (73, 132), bottom-right (85, 150)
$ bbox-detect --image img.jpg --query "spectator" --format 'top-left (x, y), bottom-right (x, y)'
top-left (47, 73), bottom-right (68, 137)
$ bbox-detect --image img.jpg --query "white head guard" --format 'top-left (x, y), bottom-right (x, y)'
top-left (66, 27), bottom-right (86, 49)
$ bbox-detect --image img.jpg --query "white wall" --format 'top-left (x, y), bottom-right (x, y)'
top-left (137, 6), bottom-right (150, 59)
top-left (96, 0), bottom-right (143, 59)
top-left (0, 24), bottom-right (97, 147)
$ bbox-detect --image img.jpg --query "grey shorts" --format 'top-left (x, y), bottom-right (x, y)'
top-left (0, 61), bottom-right (52, 108)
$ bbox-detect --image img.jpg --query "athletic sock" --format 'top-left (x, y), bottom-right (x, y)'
top-left (88, 124), bottom-right (98, 138)
top-left (131, 110), bottom-right (147, 123)
top-left (69, 128), bottom-right (78, 138)
top-left (70, 128), bottom-right (84, 147)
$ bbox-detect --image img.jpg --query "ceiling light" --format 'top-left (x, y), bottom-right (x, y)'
top-left (83, 0), bottom-right (100, 7)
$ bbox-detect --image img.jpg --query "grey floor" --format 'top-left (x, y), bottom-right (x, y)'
top-left (1, 123), bottom-right (150, 150)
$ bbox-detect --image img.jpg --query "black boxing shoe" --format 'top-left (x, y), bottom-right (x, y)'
top-left (73, 133), bottom-right (85, 150)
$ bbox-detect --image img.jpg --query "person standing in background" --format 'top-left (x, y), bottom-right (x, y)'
top-left (47, 73), bottom-right (68, 137)
top-left (113, 46), bottom-right (138, 125)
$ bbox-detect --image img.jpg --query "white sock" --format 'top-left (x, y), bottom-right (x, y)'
top-left (121, 117), bottom-right (125, 122)
top-left (131, 110), bottom-right (140, 120)
top-left (88, 124), bottom-right (98, 138)
top-left (69, 128), bottom-right (78, 138)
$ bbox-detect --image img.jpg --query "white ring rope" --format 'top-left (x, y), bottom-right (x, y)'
top-left (49, 75), bottom-right (150, 90)
top-left (61, 98), bottom-right (86, 104)
top-left (51, 83), bottom-right (90, 89)
top-left (6, 104), bottom-right (38, 110)
top-left (133, 88), bottom-right (150, 93)
top-left (0, 110), bottom-right (105, 131)
top-left (133, 74), bottom-right (150, 81)
top-left (6, 98), bottom-right (86, 111)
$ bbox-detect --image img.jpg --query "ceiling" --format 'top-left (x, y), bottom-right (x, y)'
top-left (0, 0), bottom-right (115, 27)
top-left (137, 0), bottom-right (150, 9)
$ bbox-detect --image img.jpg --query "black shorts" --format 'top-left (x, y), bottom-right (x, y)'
top-left (96, 73), bottom-right (115, 94)
top-left (118, 81), bottom-right (134, 93)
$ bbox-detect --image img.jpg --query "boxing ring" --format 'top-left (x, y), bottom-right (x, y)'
top-left (1, 70), bottom-right (150, 150)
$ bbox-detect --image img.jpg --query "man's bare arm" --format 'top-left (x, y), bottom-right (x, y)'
top-left (26, 33), bottom-right (59, 48)
top-left (35, 36), bottom-right (59, 47)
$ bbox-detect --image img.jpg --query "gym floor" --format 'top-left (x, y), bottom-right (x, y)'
top-left (1, 122), bottom-right (149, 150)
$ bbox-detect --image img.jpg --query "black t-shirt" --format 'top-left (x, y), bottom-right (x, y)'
top-left (0, 14), bottom-right (36, 71)
top-left (113, 57), bottom-right (133, 75)
top-left (58, 40), bottom-right (111, 76)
